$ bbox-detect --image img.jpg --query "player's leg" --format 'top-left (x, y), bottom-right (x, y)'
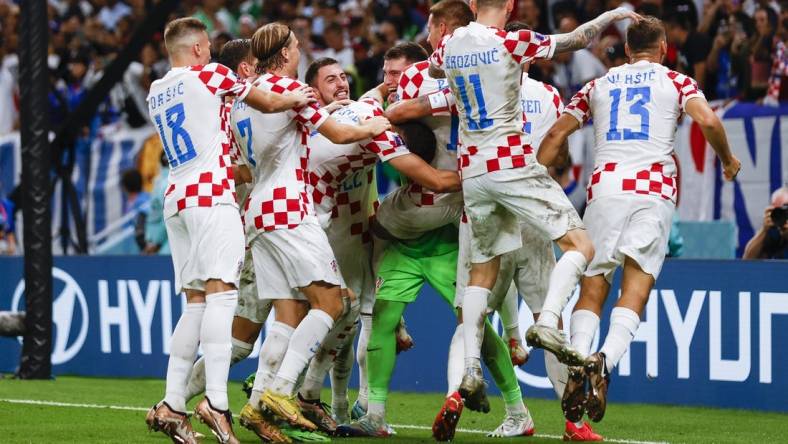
top-left (337, 246), bottom-right (423, 437)
top-left (330, 315), bottom-right (359, 423)
top-left (499, 283), bottom-right (527, 365)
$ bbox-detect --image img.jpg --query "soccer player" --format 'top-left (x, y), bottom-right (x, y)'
top-left (144, 18), bottom-right (316, 444)
top-left (229, 22), bottom-right (390, 437)
top-left (428, 0), bottom-right (639, 407)
top-left (295, 57), bottom-right (461, 432)
top-left (538, 16), bottom-right (740, 425)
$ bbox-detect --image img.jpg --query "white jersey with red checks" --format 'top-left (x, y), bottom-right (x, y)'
top-left (521, 74), bottom-right (563, 149)
top-left (396, 60), bottom-right (464, 208)
top-left (564, 60), bottom-right (705, 204)
top-left (429, 22), bottom-right (555, 179)
top-left (307, 99), bottom-right (409, 243)
top-left (147, 63), bottom-right (252, 218)
top-left (231, 73), bottom-right (329, 236)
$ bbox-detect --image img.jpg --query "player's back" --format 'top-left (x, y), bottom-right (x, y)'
top-left (566, 60), bottom-right (703, 203)
top-left (435, 22), bottom-right (554, 178)
top-left (520, 75), bottom-right (563, 149)
top-left (147, 63), bottom-right (249, 217)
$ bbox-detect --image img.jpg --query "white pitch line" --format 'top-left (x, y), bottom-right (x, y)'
top-left (0, 398), bottom-right (669, 444)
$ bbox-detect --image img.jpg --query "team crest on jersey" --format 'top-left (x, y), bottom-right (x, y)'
top-left (391, 134), bottom-right (404, 147)
top-left (330, 259), bottom-right (338, 275)
top-left (375, 276), bottom-right (385, 292)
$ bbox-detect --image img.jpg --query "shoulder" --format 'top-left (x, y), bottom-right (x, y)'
top-left (399, 61), bottom-right (434, 99)
top-left (256, 73), bottom-right (305, 92)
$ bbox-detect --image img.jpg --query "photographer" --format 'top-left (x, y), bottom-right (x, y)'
top-left (743, 186), bottom-right (788, 259)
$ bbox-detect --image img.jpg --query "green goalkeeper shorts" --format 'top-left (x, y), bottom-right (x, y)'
top-left (375, 239), bottom-right (458, 306)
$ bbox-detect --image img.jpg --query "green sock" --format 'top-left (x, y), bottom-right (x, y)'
top-left (481, 318), bottom-right (524, 408)
top-left (366, 299), bottom-right (408, 416)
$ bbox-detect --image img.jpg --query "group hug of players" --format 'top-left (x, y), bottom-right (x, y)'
top-left (143, 0), bottom-right (741, 443)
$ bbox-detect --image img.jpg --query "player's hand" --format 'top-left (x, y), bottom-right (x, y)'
top-left (324, 99), bottom-right (353, 114)
top-left (722, 155), bottom-right (741, 181)
top-left (362, 115), bottom-right (392, 135)
top-left (288, 85), bottom-right (318, 107)
top-left (607, 7), bottom-right (642, 23)
top-left (439, 170), bottom-right (462, 192)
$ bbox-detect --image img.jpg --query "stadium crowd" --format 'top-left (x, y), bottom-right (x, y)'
top-left (0, 0), bottom-right (785, 255)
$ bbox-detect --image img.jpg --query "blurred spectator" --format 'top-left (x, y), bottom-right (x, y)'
top-left (665, 15), bottom-right (711, 90)
top-left (314, 21), bottom-right (354, 71)
top-left (706, 12), bottom-right (751, 100)
top-left (97, 0), bottom-right (131, 30)
top-left (143, 153), bottom-right (170, 255)
top-left (0, 196), bottom-right (16, 255)
top-left (743, 186), bottom-right (788, 259)
top-left (550, 15), bottom-right (607, 100)
top-left (119, 168), bottom-right (149, 254)
top-left (514, 0), bottom-right (551, 34)
top-left (0, 33), bottom-right (18, 135)
top-left (744, 7), bottom-right (779, 100)
top-left (764, 9), bottom-right (788, 105)
top-left (193, 0), bottom-right (237, 36)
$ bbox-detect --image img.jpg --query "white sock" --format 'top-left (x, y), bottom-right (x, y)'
top-left (447, 324), bottom-right (465, 396)
top-left (505, 399), bottom-right (527, 416)
top-left (271, 309), bottom-right (334, 395)
top-left (250, 321), bottom-right (294, 409)
top-left (332, 299), bottom-right (360, 407)
top-left (462, 286), bottom-right (490, 369)
top-left (600, 307), bottom-right (640, 372)
top-left (201, 290), bottom-right (238, 411)
top-left (300, 298), bottom-right (358, 401)
top-left (544, 351), bottom-right (568, 398)
top-left (368, 400), bottom-right (385, 417)
top-left (356, 313), bottom-right (373, 409)
top-left (185, 337), bottom-right (253, 402)
top-left (570, 309), bottom-right (600, 358)
top-left (164, 302), bottom-right (205, 412)
top-left (500, 283), bottom-right (522, 342)
top-left (538, 251), bottom-right (587, 328)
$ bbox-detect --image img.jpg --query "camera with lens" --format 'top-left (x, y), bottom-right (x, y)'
top-left (771, 204), bottom-right (788, 228)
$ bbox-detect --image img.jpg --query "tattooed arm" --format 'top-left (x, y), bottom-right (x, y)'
top-left (553, 8), bottom-right (641, 53)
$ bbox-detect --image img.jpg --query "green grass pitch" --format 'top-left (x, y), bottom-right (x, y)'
top-left (0, 375), bottom-right (786, 443)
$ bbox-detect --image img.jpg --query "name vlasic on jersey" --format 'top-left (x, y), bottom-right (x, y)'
top-left (564, 60), bottom-right (704, 204)
top-left (307, 99), bottom-right (410, 244)
top-left (230, 73), bottom-right (330, 237)
top-left (396, 60), bottom-right (463, 208)
top-left (147, 63), bottom-right (252, 218)
top-left (430, 22), bottom-right (555, 179)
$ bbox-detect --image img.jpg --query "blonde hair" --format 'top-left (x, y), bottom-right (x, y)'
top-left (251, 22), bottom-right (293, 73)
top-left (163, 18), bottom-right (207, 55)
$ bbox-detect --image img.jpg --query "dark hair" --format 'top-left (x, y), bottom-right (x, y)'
top-left (218, 39), bottom-right (252, 72)
top-left (504, 21), bottom-right (531, 33)
top-left (396, 121), bottom-right (436, 164)
top-left (324, 21), bottom-right (343, 35)
top-left (384, 42), bottom-right (428, 63)
top-left (627, 16), bottom-right (666, 53)
top-left (662, 14), bottom-right (692, 32)
top-left (305, 57), bottom-right (340, 85)
top-left (121, 169), bottom-right (143, 194)
top-left (163, 17), bottom-right (207, 53)
top-left (429, 0), bottom-right (474, 30)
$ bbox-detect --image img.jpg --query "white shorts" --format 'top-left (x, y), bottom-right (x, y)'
top-left (456, 219), bottom-right (555, 313)
top-left (376, 186), bottom-right (462, 240)
top-left (166, 205), bottom-right (245, 293)
top-left (327, 228), bottom-right (376, 313)
top-left (463, 165), bottom-right (583, 264)
top-left (584, 194), bottom-right (674, 282)
top-left (236, 247), bottom-right (273, 324)
top-left (251, 222), bottom-right (344, 301)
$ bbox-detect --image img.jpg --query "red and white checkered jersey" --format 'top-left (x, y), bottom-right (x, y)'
top-left (396, 60), bottom-right (463, 208)
top-left (430, 22), bottom-right (555, 179)
top-left (564, 61), bottom-right (705, 204)
top-left (147, 63), bottom-right (252, 218)
top-left (231, 73), bottom-right (330, 235)
top-left (308, 99), bottom-right (409, 244)
top-left (521, 74), bottom-right (563, 150)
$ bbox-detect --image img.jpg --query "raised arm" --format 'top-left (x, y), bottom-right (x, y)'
top-left (385, 95), bottom-right (433, 123)
top-left (317, 116), bottom-right (392, 145)
top-left (684, 97), bottom-right (741, 180)
top-left (553, 8), bottom-right (641, 53)
top-left (244, 85), bottom-right (317, 113)
top-left (388, 153), bottom-right (461, 192)
top-left (538, 114), bottom-right (580, 167)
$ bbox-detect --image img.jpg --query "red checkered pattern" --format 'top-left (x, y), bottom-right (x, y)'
top-left (459, 134), bottom-right (532, 174)
top-left (497, 29), bottom-right (554, 65)
top-left (222, 100), bottom-right (242, 163)
top-left (252, 186), bottom-right (310, 232)
top-left (666, 70), bottom-right (703, 109)
top-left (543, 82), bottom-right (563, 119)
top-left (309, 153), bottom-right (378, 205)
top-left (587, 162), bottom-right (677, 203)
top-left (399, 61), bottom-right (431, 100)
top-left (191, 63), bottom-right (250, 98)
top-left (766, 39), bottom-right (787, 104)
top-left (429, 34), bottom-right (451, 69)
top-left (261, 74), bottom-right (328, 129)
top-left (565, 80), bottom-right (595, 123)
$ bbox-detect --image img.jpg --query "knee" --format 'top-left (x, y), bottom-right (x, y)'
top-left (315, 297), bottom-right (344, 320)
